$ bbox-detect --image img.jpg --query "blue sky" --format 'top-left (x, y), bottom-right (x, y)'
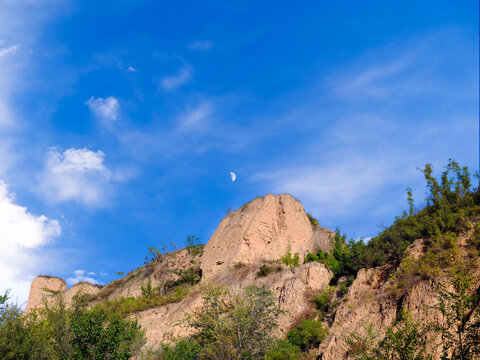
top-left (0, 0), bottom-right (478, 304)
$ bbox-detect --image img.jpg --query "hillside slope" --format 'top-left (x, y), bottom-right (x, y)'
top-left (26, 185), bottom-right (480, 358)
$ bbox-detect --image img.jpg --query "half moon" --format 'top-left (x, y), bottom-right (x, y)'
top-left (229, 172), bottom-right (236, 182)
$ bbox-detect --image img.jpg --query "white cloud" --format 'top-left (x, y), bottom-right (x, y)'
top-left (178, 102), bottom-right (211, 132)
top-left (66, 269), bottom-right (100, 286)
top-left (0, 44), bottom-right (19, 58)
top-left (0, 181), bottom-right (61, 305)
top-left (161, 65), bottom-right (192, 90)
top-left (257, 154), bottom-right (402, 219)
top-left (40, 148), bottom-right (111, 206)
top-left (0, 100), bottom-right (16, 129)
top-left (332, 56), bottom-right (414, 99)
top-left (188, 40), bottom-right (213, 51)
top-left (127, 66), bottom-right (136, 72)
top-left (86, 96), bottom-right (120, 127)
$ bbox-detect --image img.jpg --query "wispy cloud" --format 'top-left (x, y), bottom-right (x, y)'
top-left (127, 66), bottom-right (137, 72)
top-left (86, 96), bottom-right (120, 128)
top-left (177, 102), bottom-right (211, 132)
top-left (0, 181), bottom-right (61, 304)
top-left (251, 30), bottom-right (478, 233)
top-left (331, 55), bottom-right (415, 99)
top-left (66, 269), bottom-right (100, 286)
top-left (40, 148), bottom-right (112, 206)
top-left (161, 64), bottom-right (192, 90)
top-left (188, 40), bottom-right (213, 51)
top-left (0, 44), bottom-right (19, 58)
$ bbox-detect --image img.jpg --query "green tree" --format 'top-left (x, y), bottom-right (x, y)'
top-left (347, 312), bottom-right (432, 360)
top-left (185, 285), bottom-right (283, 360)
top-left (433, 267), bottom-right (480, 360)
top-left (70, 305), bottom-right (145, 359)
top-left (0, 291), bottom-right (55, 359)
top-left (0, 290), bottom-right (145, 360)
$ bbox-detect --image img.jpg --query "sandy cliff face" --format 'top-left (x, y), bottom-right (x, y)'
top-left (26, 193), bottom-right (333, 350)
top-left (200, 193), bottom-right (324, 282)
top-left (318, 238), bottom-right (480, 360)
top-left (25, 276), bottom-right (67, 313)
top-left (25, 193), bottom-right (477, 358)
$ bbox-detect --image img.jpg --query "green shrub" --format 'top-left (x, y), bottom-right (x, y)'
top-left (265, 339), bottom-right (302, 360)
top-left (304, 160), bottom-right (480, 289)
top-left (167, 267), bottom-right (202, 287)
top-left (313, 287), bottom-right (335, 315)
top-left (281, 245), bottom-right (300, 268)
top-left (338, 277), bottom-right (353, 297)
top-left (304, 230), bottom-right (358, 286)
top-left (0, 291), bottom-right (145, 360)
top-left (287, 318), bottom-right (328, 351)
top-left (144, 338), bottom-right (201, 360)
top-left (141, 278), bottom-right (156, 299)
top-left (185, 285), bottom-right (283, 360)
top-left (145, 246), bottom-right (164, 264)
top-left (256, 264), bottom-right (282, 278)
top-left (306, 213), bottom-right (319, 227)
top-left (432, 266), bottom-right (480, 359)
top-left (185, 235), bottom-right (204, 256)
top-left (70, 307), bottom-right (145, 359)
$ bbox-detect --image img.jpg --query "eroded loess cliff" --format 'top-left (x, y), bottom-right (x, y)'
top-left (25, 193), bottom-right (480, 358)
top-left (26, 194), bottom-right (334, 350)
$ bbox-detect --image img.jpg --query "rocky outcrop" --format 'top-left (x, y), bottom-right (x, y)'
top-left (313, 226), bottom-right (336, 253)
top-left (25, 193), bottom-right (334, 351)
top-left (201, 193), bottom-right (318, 282)
top-left (137, 261), bottom-right (333, 349)
top-left (318, 237), bottom-right (480, 360)
top-left (64, 282), bottom-right (101, 307)
top-left (25, 275), bottom-right (67, 313)
top-left (25, 194), bottom-right (480, 359)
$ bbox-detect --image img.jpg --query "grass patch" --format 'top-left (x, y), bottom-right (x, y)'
top-left (95, 284), bottom-right (192, 319)
top-left (306, 212), bottom-right (319, 227)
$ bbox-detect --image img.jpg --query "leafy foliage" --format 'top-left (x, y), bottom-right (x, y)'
top-left (347, 312), bottom-right (432, 360)
top-left (145, 246), bottom-right (164, 264)
top-left (70, 307), bottom-right (144, 359)
top-left (184, 285), bottom-right (283, 360)
top-left (433, 266), bottom-right (480, 359)
top-left (346, 268), bottom-right (480, 360)
top-left (304, 229), bottom-right (363, 285)
top-left (287, 318), bottom-right (328, 352)
top-left (186, 235), bottom-right (204, 256)
top-left (305, 160), bottom-right (480, 287)
top-left (306, 213), bottom-right (319, 227)
top-left (264, 339), bottom-right (302, 360)
top-left (312, 286), bottom-right (336, 317)
top-left (0, 292), bottom-right (145, 360)
top-left (150, 339), bottom-right (201, 360)
top-left (281, 244), bottom-right (300, 268)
